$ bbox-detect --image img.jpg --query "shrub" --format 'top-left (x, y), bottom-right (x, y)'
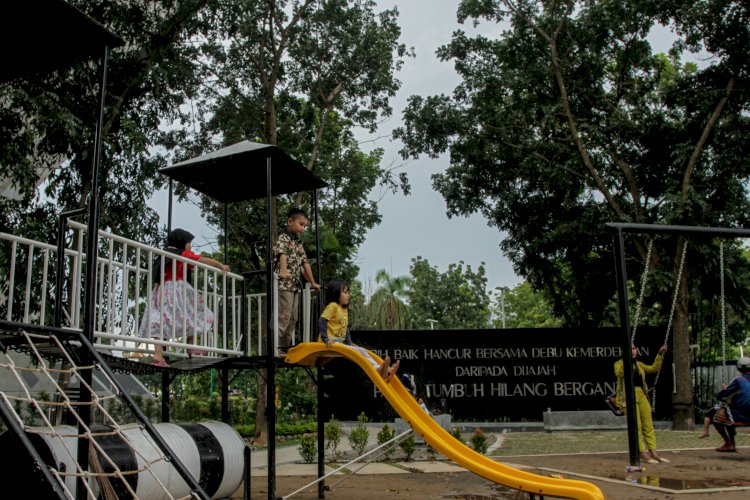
top-left (298, 434), bottom-right (317, 464)
top-left (426, 443), bottom-right (437, 460)
top-left (377, 423), bottom-right (397, 460)
top-left (233, 421), bottom-right (317, 439)
top-left (399, 433), bottom-right (416, 461)
top-left (449, 427), bottom-right (463, 443)
top-left (234, 424), bottom-right (254, 438)
top-left (348, 412), bottom-right (370, 456)
top-left (470, 428), bottom-right (488, 454)
top-left (325, 416), bottom-right (342, 462)
top-left (277, 422), bottom-right (317, 436)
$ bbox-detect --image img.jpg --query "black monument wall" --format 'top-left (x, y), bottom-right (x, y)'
top-left (321, 327), bottom-right (673, 422)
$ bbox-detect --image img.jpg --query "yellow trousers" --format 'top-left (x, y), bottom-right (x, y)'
top-left (625, 387), bottom-right (657, 452)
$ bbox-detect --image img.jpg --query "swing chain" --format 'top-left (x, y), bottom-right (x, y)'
top-left (652, 239), bottom-right (688, 412)
top-left (663, 240), bottom-right (688, 346)
top-left (631, 239), bottom-right (654, 345)
top-left (720, 241), bottom-right (727, 385)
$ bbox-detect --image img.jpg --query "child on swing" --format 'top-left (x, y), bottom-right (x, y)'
top-left (699, 403), bottom-right (721, 438)
top-left (318, 279), bottom-right (399, 381)
top-left (712, 357), bottom-right (750, 452)
top-left (614, 343), bottom-right (670, 464)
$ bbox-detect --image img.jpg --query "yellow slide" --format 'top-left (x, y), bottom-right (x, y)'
top-left (285, 342), bottom-right (604, 500)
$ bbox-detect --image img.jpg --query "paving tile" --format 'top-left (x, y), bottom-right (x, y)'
top-left (396, 460), bottom-right (464, 473)
top-left (349, 462), bottom-right (411, 474)
top-left (250, 463), bottom-right (343, 477)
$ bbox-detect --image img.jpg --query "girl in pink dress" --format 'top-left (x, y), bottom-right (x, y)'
top-left (139, 228), bottom-right (229, 367)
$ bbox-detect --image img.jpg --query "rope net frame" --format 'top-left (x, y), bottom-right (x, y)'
top-left (0, 330), bottom-right (192, 500)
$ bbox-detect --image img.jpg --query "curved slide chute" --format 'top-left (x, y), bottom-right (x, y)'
top-left (285, 342), bottom-right (604, 500)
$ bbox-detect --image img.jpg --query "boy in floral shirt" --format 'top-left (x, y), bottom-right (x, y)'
top-left (273, 207), bottom-right (320, 352)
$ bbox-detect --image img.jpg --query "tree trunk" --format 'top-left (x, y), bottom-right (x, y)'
top-left (253, 368), bottom-right (268, 445)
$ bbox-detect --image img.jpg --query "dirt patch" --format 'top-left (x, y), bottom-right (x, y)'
top-left (504, 448), bottom-right (750, 499)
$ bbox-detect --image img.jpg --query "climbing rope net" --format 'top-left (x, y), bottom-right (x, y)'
top-left (0, 330), bottom-right (192, 500)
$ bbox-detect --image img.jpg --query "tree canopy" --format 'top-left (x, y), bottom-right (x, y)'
top-left (407, 257), bottom-right (491, 329)
top-left (350, 259), bottom-right (494, 330)
top-left (493, 282), bottom-right (562, 329)
top-left (395, 0), bottom-right (750, 427)
top-left (1, 0), bottom-right (221, 246)
top-left (366, 268), bottom-right (412, 330)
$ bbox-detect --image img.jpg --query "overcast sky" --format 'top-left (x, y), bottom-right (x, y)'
top-left (352, 1), bottom-right (520, 294)
top-left (154, 1), bottom-right (682, 296)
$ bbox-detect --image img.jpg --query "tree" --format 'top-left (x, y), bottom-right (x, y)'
top-left (194, 0), bottom-right (411, 263)
top-left (191, 0), bottom-right (411, 444)
top-left (408, 257), bottom-right (491, 329)
top-left (492, 282), bottom-right (562, 329)
top-left (395, 0), bottom-right (750, 428)
top-left (366, 268), bottom-right (412, 330)
top-left (1, 0), bottom-right (220, 246)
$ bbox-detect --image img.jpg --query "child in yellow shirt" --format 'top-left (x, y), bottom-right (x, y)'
top-left (319, 279), bottom-right (399, 381)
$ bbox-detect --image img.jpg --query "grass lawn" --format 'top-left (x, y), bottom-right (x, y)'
top-left (491, 428), bottom-right (750, 456)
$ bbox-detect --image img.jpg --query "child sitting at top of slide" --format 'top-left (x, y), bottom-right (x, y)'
top-left (319, 279), bottom-right (399, 381)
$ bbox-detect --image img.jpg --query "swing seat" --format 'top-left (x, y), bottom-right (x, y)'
top-left (605, 395), bottom-right (623, 416)
top-left (713, 405), bottom-right (750, 427)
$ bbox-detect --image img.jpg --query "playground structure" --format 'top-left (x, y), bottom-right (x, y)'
top-left (0, 117), bottom-right (609, 500)
top-left (1, 221), bottom-right (612, 500)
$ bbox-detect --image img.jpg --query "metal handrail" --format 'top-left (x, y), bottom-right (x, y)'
top-left (1, 225), bottom-right (315, 360)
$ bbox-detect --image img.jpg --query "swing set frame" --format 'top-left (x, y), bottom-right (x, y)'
top-left (606, 222), bottom-right (750, 466)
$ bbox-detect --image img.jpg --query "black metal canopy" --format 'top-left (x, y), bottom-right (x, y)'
top-left (1, 0), bottom-right (125, 84)
top-left (160, 140), bottom-right (328, 203)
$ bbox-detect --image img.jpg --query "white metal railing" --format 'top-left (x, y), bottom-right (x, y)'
top-left (70, 220), bottom-right (246, 360)
top-left (0, 223), bottom-right (314, 361)
top-left (1, 233), bottom-right (59, 325)
top-left (245, 275), bottom-right (314, 357)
